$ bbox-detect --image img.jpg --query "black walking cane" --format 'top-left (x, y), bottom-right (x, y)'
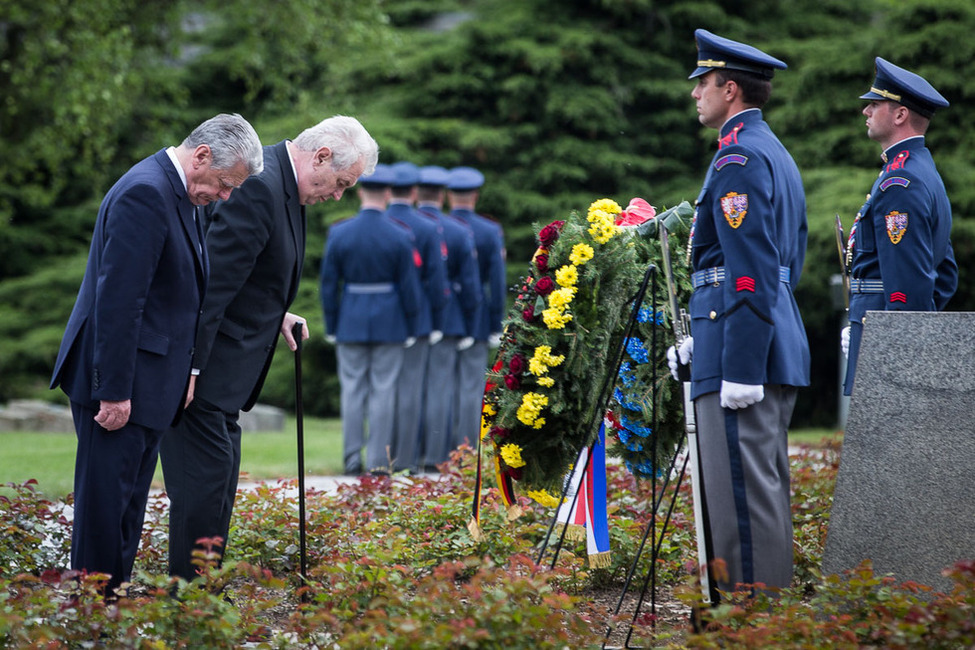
top-left (291, 321), bottom-right (309, 601)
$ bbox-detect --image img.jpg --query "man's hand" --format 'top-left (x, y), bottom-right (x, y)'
top-left (429, 330), bottom-right (444, 345)
top-left (841, 326), bottom-right (851, 359)
top-left (94, 399), bottom-right (132, 431)
top-left (324, 334), bottom-right (337, 345)
top-left (720, 381), bottom-right (764, 410)
top-left (184, 374), bottom-right (197, 408)
top-left (281, 312), bottom-right (309, 351)
top-left (666, 336), bottom-right (694, 380)
top-left (488, 332), bottom-right (502, 348)
top-left (404, 337), bottom-right (417, 348)
top-left (457, 336), bottom-right (475, 351)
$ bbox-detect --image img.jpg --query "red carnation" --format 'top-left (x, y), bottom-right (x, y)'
top-left (534, 276), bottom-right (555, 295)
top-left (508, 354), bottom-right (526, 375)
top-left (504, 373), bottom-right (521, 390)
top-left (538, 220), bottom-right (565, 247)
top-left (490, 426), bottom-right (510, 442)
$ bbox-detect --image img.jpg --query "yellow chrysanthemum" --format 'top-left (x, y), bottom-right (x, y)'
top-left (569, 243), bottom-right (594, 266)
top-left (588, 198), bottom-right (622, 218)
top-left (527, 489), bottom-right (560, 508)
top-left (532, 417), bottom-right (546, 429)
top-left (500, 443), bottom-right (526, 468)
top-left (529, 345), bottom-right (565, 376)
top-left (589, 219), bottom-right (618, 244)
top-left (548, 287), bottom-right (576, 310)
top-left (516, 392), bottom-right (548, 426)
top-left (555, 265), bottom-right (578, 288)
top-left (543, 307), bottom-right (573, 330)
top-left (537, 376), bottom-right (555, 387)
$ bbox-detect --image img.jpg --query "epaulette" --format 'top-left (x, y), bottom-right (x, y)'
top-left (884, 149), bottom-right (910, 174)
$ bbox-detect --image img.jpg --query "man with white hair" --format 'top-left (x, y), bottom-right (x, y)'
top-left (160, 115), bottom-right (378, 582)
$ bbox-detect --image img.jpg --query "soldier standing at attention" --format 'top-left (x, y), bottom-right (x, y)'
top-left (447, 167), bottom-right (506, 449)
top-left (415, 165), bottom-right (482, 471)
top-left (321, 163), bottom-right (424, 475)
top-left (668, 29), bottom-right (809, 599)
top-left (386, 161), bottom-right (447, 473)
top-left (841, 58), bottom-right (957, 395)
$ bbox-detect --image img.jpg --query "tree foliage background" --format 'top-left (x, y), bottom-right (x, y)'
top-left (2, 0), bottom-right (974, 427)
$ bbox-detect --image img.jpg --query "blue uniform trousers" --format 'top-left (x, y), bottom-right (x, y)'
top-left (452, 341), bottom-right (488, 448)
top-left (70, 401), bottom-right (163, 593)
top-left (337, 343), bottom-right (404, 473)
top-left (694, 386), bottom-right (796, 593)
top-left (159, 397), bottom-right (242, 581)
top-left (392, 339), bottom-right (431, 472)
top-left (420, 336), bottom-right (460, 469)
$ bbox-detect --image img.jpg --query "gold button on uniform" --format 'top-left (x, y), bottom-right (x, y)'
top-left (709, 310), bottom-right (717, 320)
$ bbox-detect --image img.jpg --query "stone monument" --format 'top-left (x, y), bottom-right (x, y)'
top-left (823, 311), bottom-right (975, 593)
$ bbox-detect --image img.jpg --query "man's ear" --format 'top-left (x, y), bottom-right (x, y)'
top-left (723, 79), bottom-right (738, 102)
top-left (314, 147), bottom-right (333, 166)
top-left (192, 144), bottom-right (212, 168)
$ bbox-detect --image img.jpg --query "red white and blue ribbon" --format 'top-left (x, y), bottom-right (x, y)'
top-left (556, 422), bottom-right (611, 568)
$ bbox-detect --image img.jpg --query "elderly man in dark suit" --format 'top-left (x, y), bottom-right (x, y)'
top-left (50, 113), bottom-right (264, 595)
top-left (160, 115), bottom-right (378, 582)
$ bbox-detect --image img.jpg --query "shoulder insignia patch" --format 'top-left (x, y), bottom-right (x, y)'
top-left (880, 176), bottom-right (910, 191)
top-left (885, 150), bottom-right (910, 174)
top-left (885, 210), bottom-right (908, 244)
top-left (715, 154), bottom-right (748, 171)
top-left (720, 191), bottom-right (748, 229)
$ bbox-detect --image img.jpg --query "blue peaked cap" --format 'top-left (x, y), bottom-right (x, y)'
top-left (689, 29), bottom-right (787, 80)
top-left (390, 161), bottom-right (421, 187)
top-left (447, 166), bottom-right (484, 191)
top-left (418, 165), bottom-right (450, 187)
top-left (860, 57), bottom-right (948, 119)
top-left (358, 163), bottom-right (394, 188)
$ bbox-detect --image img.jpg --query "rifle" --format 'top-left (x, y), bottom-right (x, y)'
top-left (835, 214), bottom-right (850, 311)
top-left (659, 225), bottom-right (711, 605)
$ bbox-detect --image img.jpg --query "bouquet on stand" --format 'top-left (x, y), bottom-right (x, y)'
top-left (479, 198), bottom-right (693, 510)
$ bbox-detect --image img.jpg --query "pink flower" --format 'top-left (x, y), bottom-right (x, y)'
top-left (616, 197), bottom-right (656, 227)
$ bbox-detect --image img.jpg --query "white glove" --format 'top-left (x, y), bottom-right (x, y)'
top-left (666, 336), bottom-right (695, 380)
top-left (404, 337), bottom-right (417, 348)
top-left (457, 336), bottom-right (475, 351)
top-left (720, 381), bottom-right (764, 410)
top-left (324, 334), bottom-right (337, 345)
top-left (488, 332), bottom-right (502, 348)
top-left (841, 326), bottom-right (850, 359)
top-left (429, 329), bottom-right (444, 345)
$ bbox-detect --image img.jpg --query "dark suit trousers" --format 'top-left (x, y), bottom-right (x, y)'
top-left (159, 397), bottom-right (241, 581)
top-left (70, 401), bottom-right (162, 592)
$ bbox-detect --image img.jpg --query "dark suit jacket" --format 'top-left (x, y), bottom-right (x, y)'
top-left (192, 141), bottom-right (305, 413)
top-left (51, 149), bottom-right (207, 430)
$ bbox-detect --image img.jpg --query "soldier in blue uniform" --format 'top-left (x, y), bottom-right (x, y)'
top-left (447, 166), bottom-right (506, 448)
top-left (841, 58), bottom-right (957, 395)
top-left (416, 166), bottom-right (482, 470)
top-left (668, 29), bottom-right (810, 598)
top-left (321, 163), bottom-right (424, 475)
top-left (386, 162), bottom-right (448, 472)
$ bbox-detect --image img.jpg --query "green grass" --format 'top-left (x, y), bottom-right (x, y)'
top-left (0, 416), bottom-right (345, 500)
top-left (0, 420), bottom-right (842, 500)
